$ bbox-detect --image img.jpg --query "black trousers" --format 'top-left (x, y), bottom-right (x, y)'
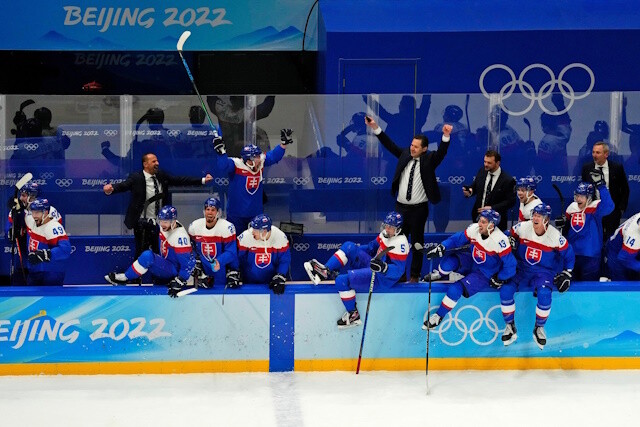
top-left (602, 209), bottom-right (622, 242)
top-left (395, 201), bottom-right (429, 279)
top-left (133, 219), bottom-right (159, 258)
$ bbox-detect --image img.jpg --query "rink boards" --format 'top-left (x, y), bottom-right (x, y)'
top-left (0, 283), bottom-right (639, 374)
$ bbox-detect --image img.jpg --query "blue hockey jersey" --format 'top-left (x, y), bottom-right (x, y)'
top-left (511, 220), bottom-right (575, 273)
top-left (237, 225), bottom-right (290, 284)
top-left (565, 185), bottom-right (614, 257)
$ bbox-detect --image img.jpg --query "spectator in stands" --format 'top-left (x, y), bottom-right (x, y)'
top-left (476, 106), bottom-right (527, 174)
top-left (365, 115), bottom-right (452, 282)
top-left (102, 153), bottom-right (212, 258)
top-left (463, 150), bottom-right (516, 232)
top-left (581, 142), bottom-right (630, 240)
top-left (363, 95), bottom-right (431, 150)
top-left (537, 94), bottom-right (572, 177)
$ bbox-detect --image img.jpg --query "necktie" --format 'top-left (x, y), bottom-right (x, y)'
top-left (483, 173), bottom-right (494, 207)
top-left (152, 175), bottom-right (161, 216)
top-left (406, 159), bottom-right (417, 201)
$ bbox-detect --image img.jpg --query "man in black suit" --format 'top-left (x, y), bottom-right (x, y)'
top-left (581, 141), bottom-right (630, 240)
top-left (463, 150), bottom-right (516, 231)
top-left (365, 116), bottom-right (452, 283)
top-left (103, 153), bottom-right (213, 256)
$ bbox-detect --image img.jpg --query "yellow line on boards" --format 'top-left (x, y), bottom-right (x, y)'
top-left (0, 360), bottom-right (269, 376)
top-left (294, 357), bottom-right (640, 371)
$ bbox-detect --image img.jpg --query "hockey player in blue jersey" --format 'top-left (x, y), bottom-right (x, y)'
top-left (422, 209), bottom-right (516, 330)
top-left (105, 205), bottom-right (196, 297)
top-left (505, 204), bottom-right (575, 349)
top-left (237, 214), bottom-right (291, 294)
top-left (211, 128), bottom-right (293, 234)
top-left (24, 198), bottom-right (71, 285)
top-left (303, 212), bottom-right (409, 328)
top-left (563, 175), bottom-right (613, 281)
top-left (516, 177), bottom-right (543, 222)
top-left (605, 212), bottom-right (640, 281)
top-left (188, 197), bottom-right (238, 288)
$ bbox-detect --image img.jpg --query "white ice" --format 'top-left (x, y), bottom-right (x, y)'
top-left (0, 370), bottom-right (638, 427)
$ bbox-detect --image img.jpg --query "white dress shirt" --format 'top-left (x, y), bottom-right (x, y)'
top-left (142, 170), bottom-right (163, 219)
top-left (481, 167), bottom-right (501, 207)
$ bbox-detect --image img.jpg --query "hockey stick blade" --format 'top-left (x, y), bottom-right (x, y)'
top-left (176, 287), bottom-right (197, 297)
top-left (177, 31), bottom-right (191, 51)
top-left (414, 242), bottom-right (470, 254)
top-left (15, 172), bottom-right (33, 192)
top-left (375, 245), bottom-right (395, 260)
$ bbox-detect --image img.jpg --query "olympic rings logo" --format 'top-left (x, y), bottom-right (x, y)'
top-left (23, 144), bottom-right (39, 151)
top-left (103, 130), bottom-right (118, 137)
top-left (40, 172), bottom-right (54, 179)
top-left (55, 179), bottom-right (73, 187)
top-left (167, 130), bottom-right (181, 137)
top-left (370, 176), bottom-right (388, 185)
top-left (214, 178), bottom-right (229, 186)
top-left (479, 63), bottom-right (595, 116)
top-left (533, 175), bottom-right (543, 183)
top-left (293, 177), bottom-right (310, 186)
top-left (448, 176), bottom-right (465, 184)
top-left (293, 243), bottom-right (310, 251)
top-left (424, 305), bottom-right (502, 346)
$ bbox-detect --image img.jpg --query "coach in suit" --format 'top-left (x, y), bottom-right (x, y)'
top-left (366, 116), bottom-right (452, 282)
top-left (103, 153), bottom-right (213, 256)
top-left (581, 141), bottom-right (630, 240)
top-left (463, 150), bottom-right (516, 231)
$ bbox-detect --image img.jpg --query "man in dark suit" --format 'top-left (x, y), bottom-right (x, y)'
top-left (103, 153), bottom-right (213, 256)
top-left (463, 150), bottom-right (516, 231)
top-left (365, 116), bottom-right (452, 282)
top-left (581, 141), bottom-right (630, 240)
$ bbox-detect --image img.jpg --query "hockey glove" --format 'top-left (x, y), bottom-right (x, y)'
top-left (6, 227), bottom-right (16, 242)
top-left (508, 235), bottom-right (519, 252)
top-left (425, 244), bottom-right (445, 260)
top-left (28, 249), bottom-right (51, 264)
top-left (490, 275), bottom-right (506, 289)
top-left (589, 168), bottom-right (605, 187)
top-left (270, 273), bottom-right (286, 295)
top-left (369, 258), bottom-right (388, 273)
top-left (553, 269), bottom-right (572, 293)
top-left (192, 260), bottom-right (206, 281)
top-left (554, 216), bottom-right (567, 230)
top-left (280, 128), bottom-right (294, 145)
top-left (226, 270), bottom-right (241, 288)
top-left (168, 276), bottom-right (188, 298)
top-left (101, 140), bottom-right (110, 151)
top-left (211, 127), bottom-right (226, 155)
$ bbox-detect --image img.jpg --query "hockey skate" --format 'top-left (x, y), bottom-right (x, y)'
top-left (502, 322), bottom-right (518, 346)
top-left (423, 269), bottom-right (447, 281)
top-left (422, 313), bottom-right (442, 330)
top-left (304, 259), bottom-right (336, 285)
top-left (533, 325), bottom-right (546, 350)
top-left (337, 309), bottom-right (362, 329)
top-left (105, 272), bottom-right (129, 285)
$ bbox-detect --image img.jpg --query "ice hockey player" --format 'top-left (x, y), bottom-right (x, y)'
top-left (604, 212), bottom-right (640, 281)
top-left (422, 209), bottom-right (516, 333)
top-left (211, 128), bottom-right (293, 234)
top-left (516, 176), bottom-right (543, 222)
top-left (237, 214), bottom-right (290, 294)
top-left (24, 198), bottom-right (71, 285)
top-left (105, 205), bottom-right (196, 297)
top-left (303, 212), bottom-right (408, 329)
top-left (504, 204), bottom-right (575, 349)
top-left (562, 175), bottom-right (613, 281)
top-left (188, 197), bottom-right (238, 288)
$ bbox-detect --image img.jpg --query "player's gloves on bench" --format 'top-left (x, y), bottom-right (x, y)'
top-left (269, 274), bottom-right (286, 294)
top-left (554, 269), bottom-right (572, 293)
top-left (28, 249), bottom-right (51, 264)
top-left (490, 275), bottom-right (506, 289)
top-left (226, 270), bottom-right (241, 288)
top-left (425, 244), bottom-right (445, 260)
top-left (280, 129), bottom-right (294, 145)
top-left (369, 258), bottom-right (388, 273)
top-left (554, 216), bottom-right (567, 230)
top-left (168, 276), bottom-right (188, 298)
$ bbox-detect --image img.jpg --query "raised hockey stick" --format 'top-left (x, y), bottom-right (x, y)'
top-left (177, 31), bottom-right (217, 130)
top-left (9, 172), bottom-right (33, 286)
top-left (426, 257), bottom-right (433, 395)
top-left (356, 245), bottom-right (395, 375)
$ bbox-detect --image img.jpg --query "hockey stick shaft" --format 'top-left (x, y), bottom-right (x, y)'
top-left (176, 31), bottom-right (216, 130)
top-left (356, 245), bottom-right (395, 374)
top-left (414, 242), bottom-right (470, 255)
top-left (552, 183), bottom-right (565, 214)
top-left (465, 94), bottom-right (471, 131)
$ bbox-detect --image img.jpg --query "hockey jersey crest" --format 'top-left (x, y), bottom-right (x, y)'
top-left (188, 218), bottom-right (236, 263)
top-left (511, 220), bottom-right (574, 271)
top-left (237, 225), bottom-right (291, 283)
top-left (232, 157), bottom-right (264, 196)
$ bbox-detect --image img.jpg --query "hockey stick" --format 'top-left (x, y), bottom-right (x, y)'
top-left (9, 172), bottom-right (33, 286)
top-left (356, 245), bottom-right (395, 375)
top-left (413, 242), bottom-right (471, 255)
top-left (426, 257), bottom-right (433, 395)
top-left (465, 94), bottom-right (471, 131)
top-left (552, 184), bottom-right (565, 214)
top-left (523, 117), bottom-right (532, 142)
top-left (177, 31), bottom-right (217, 130)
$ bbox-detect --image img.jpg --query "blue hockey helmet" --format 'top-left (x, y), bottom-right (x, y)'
top-left (478, 209), bottom-right (501, 227)
top-left (516, 176), bottom-right (537, 191)
top-left (157, 205), bottom-right (178, 221)
top-left (250, 214), bottom-right (272, 232)
top-left (381, 211), bottom-right (403, 237)
top-left (532, 203), bottom-right (552, 218)
top-left (204, 197), bottom-right (222, 210)
top-left (29, 197), bottom-right (50, 212)
top-left (444, 105), bottom-right (463, 123)
top-left (21, 181), bottom-right (39, 197)
top-left (574, 181), bottom-right (595, 198)
top-left (594, 120), bottom-right (610, 138)
top-left (241, 144), bottom-right (262, 162)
